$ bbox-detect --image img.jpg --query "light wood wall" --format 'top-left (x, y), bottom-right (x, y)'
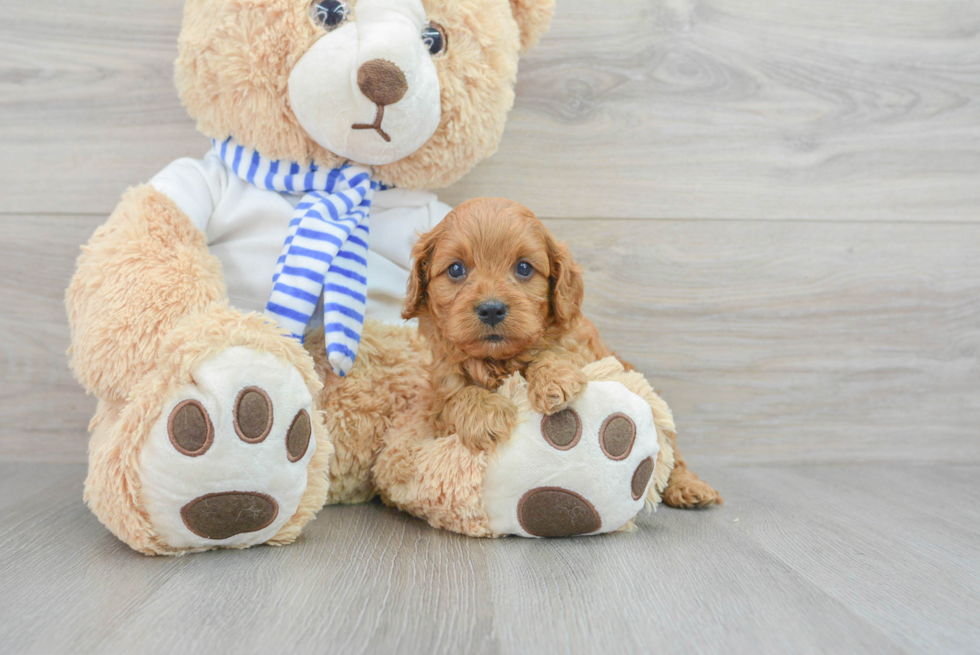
top-left (1, 0), bottom-right (978, 464)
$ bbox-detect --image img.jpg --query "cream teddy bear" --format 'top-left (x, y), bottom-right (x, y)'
top-left (67, 0), bottom-right (719, 555)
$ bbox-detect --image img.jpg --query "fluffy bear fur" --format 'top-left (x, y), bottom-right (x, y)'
top-left (67, 0), bottom-right (717, 555)
top-left (68, 0), bottom-right (557, 553)
top-left (67, 186), bottom-right (227, 403)
top-left (176, 0), bottom-right (553, 189)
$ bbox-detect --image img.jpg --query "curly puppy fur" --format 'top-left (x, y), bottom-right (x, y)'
top-left (403, 198), bottom-right (722, 508)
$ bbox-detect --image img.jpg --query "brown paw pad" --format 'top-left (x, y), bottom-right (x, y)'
top-left (631, 457), bottom-right (655, 500)
top-left (168, 400), bottom-right (214, 457)
top-left (235, 386), bottom-right (274, 443)
top-left (286, 410), bottom-right (312, 462)
top-left (540, 408), bottom-right (582, 450)
top-left (599, 412), bottom-right (636, 460)
top-left (180, 491), bottom-right (279, 540)
top-left (518, 487), bottom-right (602, 537)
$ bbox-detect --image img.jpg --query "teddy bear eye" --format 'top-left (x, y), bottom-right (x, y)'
top-left (515, 261), bottom-right (534, 279)
top-left (310, 0), bottom-right (351, 31)
top-left (447, 261), bottom-right (466, 279)
top-left (422, 22), bottom-right (447, 57)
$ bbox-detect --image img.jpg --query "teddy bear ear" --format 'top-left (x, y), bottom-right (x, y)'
top-left (509, 0), bottom-right (556, 53)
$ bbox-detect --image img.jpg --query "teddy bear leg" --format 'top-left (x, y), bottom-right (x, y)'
top-left (305, 320), bottom-right (436, 506)
top-left (66, 185), bottom-right (226, 404)
top-left (309, 321), bottom-right (495, 536)
top-left (84, 306), bottom-right (331, 555)
top-left (372, 357), bottom-right (677, 538)
top-left (373, 399), bottom-right (495, 538)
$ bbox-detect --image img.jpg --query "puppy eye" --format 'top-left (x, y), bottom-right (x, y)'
top-left (447, 261), bottom-right (467, 279)
top-left (515, 261), bottom-right (534, 279)
top-left (422, 22), bottom-right (447, 56)
top-left (310, 0), bottom-right (350, 31)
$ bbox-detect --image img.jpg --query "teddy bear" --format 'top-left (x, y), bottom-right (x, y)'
top-left (66, 0), bottom-right (720, 555)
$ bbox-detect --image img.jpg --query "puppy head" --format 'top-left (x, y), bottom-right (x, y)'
top-left (404, 197), bottom-right (584, 360)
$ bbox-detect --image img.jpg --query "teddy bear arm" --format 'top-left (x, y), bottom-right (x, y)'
top-left (66, 184), bottom-right (227, 402)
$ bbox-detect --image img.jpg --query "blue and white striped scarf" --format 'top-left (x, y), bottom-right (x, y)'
top-left (214, 137), bottom-right (379, 377)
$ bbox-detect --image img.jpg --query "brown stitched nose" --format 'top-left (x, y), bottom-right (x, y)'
top-left (357, 59), bottom-right (408, 106)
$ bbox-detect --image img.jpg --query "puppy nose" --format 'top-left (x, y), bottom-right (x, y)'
top-left (357, 59), bottom-right (408, 106)
top-left (476, 300), bottom-right (509, 327)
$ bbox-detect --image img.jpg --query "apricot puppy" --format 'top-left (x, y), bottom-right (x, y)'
top-left (403, 197), bottom-right (722, 509)
top-left (404, 197), bottom-right (618, 450)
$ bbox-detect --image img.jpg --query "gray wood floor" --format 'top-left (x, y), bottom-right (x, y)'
top-left (2, 0), bottom-right (979, 652)
top-left (1, 461), bottom-right (977, 654)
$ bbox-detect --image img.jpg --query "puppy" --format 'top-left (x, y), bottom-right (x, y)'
top-left (403, 197), bottom-right (608, 452)
top-left (402, 197), bottom-right (722, 508)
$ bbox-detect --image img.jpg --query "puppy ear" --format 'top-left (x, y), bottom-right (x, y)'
top-left (509, 0), bottom-right (555, 54)
top-left (402, 227), bottom-right (440, 320)
top-left (547, 234), bottom-right (585, 328)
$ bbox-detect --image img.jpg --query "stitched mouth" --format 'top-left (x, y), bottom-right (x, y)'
top-left (352, 104), bottom-right (391, 143)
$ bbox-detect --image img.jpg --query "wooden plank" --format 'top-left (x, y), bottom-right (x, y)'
top-left (1, 0), bottom-right (978, 219)
top-left (0, 216), bottom-right (98, 463)
top-left (477, 475), bottom-right (909, 655)
top-left (0, 0), bottom-right (193, 215)
top-left (3, 215), bottom-right (979, 465)
top-left (707, 463), bottom-right (980, 653)
top-left (0, 467), bottom-right (202, 654)
top-left (1, 462), bottom-right (942, 655)
top-left (0, 462), bottom-right (80, 513)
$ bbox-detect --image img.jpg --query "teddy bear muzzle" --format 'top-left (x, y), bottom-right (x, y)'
top-left (287, 0), bottom-right (443, 165)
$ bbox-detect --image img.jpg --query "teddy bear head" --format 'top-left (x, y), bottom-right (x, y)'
top-left (175, 0), bottom-right (553, 189)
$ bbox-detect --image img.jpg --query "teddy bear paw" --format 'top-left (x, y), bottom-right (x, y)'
top-left (482, 380), bottom-right (661, 538)
top-left (138, 347), bottom-right (316, 550)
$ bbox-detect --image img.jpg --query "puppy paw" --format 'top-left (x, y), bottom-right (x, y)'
top-left (139, 347), bottom-right (317, 551)
top-left (454, 393), bottom-right (519, 453)
top-left (527, 364), bottom-right (588, 415)
top-left (662, 469), bottom-right (723, 509)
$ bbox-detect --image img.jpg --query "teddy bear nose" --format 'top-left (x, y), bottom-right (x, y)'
top-left (357, 59), bottom-right (408, 106)
top-left (476, 300), bottom-right (509, 327)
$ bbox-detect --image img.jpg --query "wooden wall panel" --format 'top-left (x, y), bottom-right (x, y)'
top-left (1, 0), bottom-right (977, 220)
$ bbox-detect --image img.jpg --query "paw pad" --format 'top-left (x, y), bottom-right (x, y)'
top-left (540, 408), bottom-right (582, 450)
top-left (168, 400), bottom-right (214, 457)
top-left (181, 491), bottom-right (279, 540)
top-left (631, 457), bottom-right (654, 500)
top-left (599, 412), bottom-right (636, 460)
top-left (286, 410), bottom-right (312, 462)
top-left (518, 487), bottom-right (601, 537)
top-left (234, 387), bottom-right (274, 443)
